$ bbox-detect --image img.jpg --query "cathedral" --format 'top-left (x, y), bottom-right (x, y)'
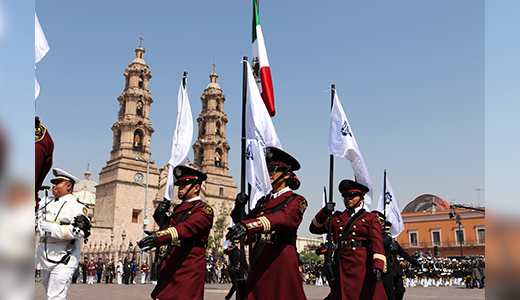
top-left (81, 45), bottom-right (237, 263)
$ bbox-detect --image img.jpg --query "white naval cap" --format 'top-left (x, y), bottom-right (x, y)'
top-left (50, 168), bottom-right (80, 185)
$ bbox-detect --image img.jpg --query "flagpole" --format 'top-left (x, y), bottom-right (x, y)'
top-left (326, 84), bottom-right (335, 280)
top-left (383, 169), bottom-right (387, 217)
top-left (235, 56), bottom-right (249, 300)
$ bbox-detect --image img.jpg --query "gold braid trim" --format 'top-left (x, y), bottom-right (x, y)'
top-left (312, 217), bottom-right (325, 228)
top-left (258, 216), bottom-right (270, 232)
top-left (373, 253), bottom-right (387, 273)
top-left (64, 225), bottom-right (68, 240)
top-left (168, 227), bottom-right (178, 245)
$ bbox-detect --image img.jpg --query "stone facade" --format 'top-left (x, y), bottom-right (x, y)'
top-left (83, 47), bottom-right (237, 263)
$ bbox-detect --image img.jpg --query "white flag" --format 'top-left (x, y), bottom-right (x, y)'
top-left (35, 12), bottom-right (50, 100)
top-left (163, 78), bottom-right (193, 201)
top-left (328, 92), bottom-right (373, 207)
top-left (375, 175), bottom-right (404, 238)
top-left (244, 61), bottom-right (282, 208)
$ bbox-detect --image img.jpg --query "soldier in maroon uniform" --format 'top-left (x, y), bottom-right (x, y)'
top-left (226, 147), bottom-right (308, 300)
top-left (35, 116), bottom-right (54, 210)
top-left (138, 166), bottom-right (213, 300)
top-left (310, 180), bottom-right (387, 300)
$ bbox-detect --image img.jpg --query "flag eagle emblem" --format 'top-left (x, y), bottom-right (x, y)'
top-left (385, 191), bottom-right (392, 205)
top-left (340, 121), bottom-right (352, 137)
top-left (246, 143), bottom-right (254, 160)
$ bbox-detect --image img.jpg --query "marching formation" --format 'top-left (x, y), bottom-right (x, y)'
top-left (34, 2), bottom-right (484, 300)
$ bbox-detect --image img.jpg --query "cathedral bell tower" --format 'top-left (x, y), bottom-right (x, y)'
top-left (94, 45), bottom-right (160, 250)
top-left (192, 70), bottom-right (236, 210)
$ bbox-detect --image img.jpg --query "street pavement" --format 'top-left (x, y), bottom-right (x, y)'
top-left (35, 281), bottom-right (485, 300)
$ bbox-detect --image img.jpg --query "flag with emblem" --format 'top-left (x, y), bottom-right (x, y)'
top-left (252, 0), bottom-right (275, 117)
top-left (328, 91), bottom-right (373, 207)
top-left (163, 76), bottom-right (193, 201)
top-left (35, 12), bottom-right (50, 100)
top-left (245, 60), bottom-right (282, 208)
top-left (375, 174), bottom-right (404, 238)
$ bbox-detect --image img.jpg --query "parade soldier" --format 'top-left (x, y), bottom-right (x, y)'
top-left (116, 258), bottom-right (124, 284)
top-left (123, 257), bottom-right (132, 285)
top-left (35, 168), bottom-right (91, 299)
top-left (223, 241), bottom-right (248, 300)
top-left (35, 116), bottom-right (54, 211)
top-left (141, 260), bottom-right (149, 284)
top-left (96, 257), bottom-right (104, 283)
top-left (104, 259), bottom-right (112, 284)
top-left (309, 180), bottom-right (387, 300)
top-left (226, 147), bottom-right (308, 300)
top-left (87, 257), bottom-right (96, 284)
top-left (138, 166), bottom-right (214, 300)
top-left (81, 257), bottom-right (88, 284)
top-left (376, 214), bottom-right (420, 300)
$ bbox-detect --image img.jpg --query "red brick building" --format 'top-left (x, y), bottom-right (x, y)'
top-left (395, 194), bottom-right (485, 258)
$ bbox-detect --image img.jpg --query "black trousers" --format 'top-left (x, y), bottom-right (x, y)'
top-left (393, 275), bottom-right (406, 300)
top-left (97, 272), bottom-right (102, 283)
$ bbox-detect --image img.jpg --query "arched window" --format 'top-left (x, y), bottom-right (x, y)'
top-left (201, 122), bottom-right (206, 136)
top-left (215, 148), bottom-right (222, 167)
top-left (138, 75), bottom-right (144, 88)
top-left (215, 121), bottom-right (221, 136)
top-left (133, 130), bottom-right (143, 151)
top-left (136, 100), bottom-right (143, 116)
top-left (200, 149), bottom-right (204, 166)
top-left (114, 130), bottom-right (121, 149)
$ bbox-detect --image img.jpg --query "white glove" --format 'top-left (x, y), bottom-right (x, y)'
top-left (39, 221), bottom-right (55, 234)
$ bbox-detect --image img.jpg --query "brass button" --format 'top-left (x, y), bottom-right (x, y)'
top-left (339, 227), bottom-right (343, 230)
top-left (337, 220), bottom-right (340, 223)
top-left (352, 247), bottom-right (356, 251)
top-left (260, 212), bottom-right (264, 215)
top-left (361, 219), bottom-right (365, 223)
top-left (352, 232), bottom-right (356, 235)
top-left (353, 225), bottom-right (357, 229)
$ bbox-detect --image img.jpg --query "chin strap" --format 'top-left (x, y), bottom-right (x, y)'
top-left (270, 166), bottom-right (292, 189)
top-left (180, 181), bottom-right (197, 200)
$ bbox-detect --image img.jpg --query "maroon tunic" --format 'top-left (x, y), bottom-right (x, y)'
top-left (87, 261), bottom-right (96, 276)
top-left (151, 200), bottom-right (213, 300)
top-left (232, 190), bottom-right (308, 300)
top-left (310, 208), bottom-right (387, 300)
top-left (35, 118), bottom-right (53, 210)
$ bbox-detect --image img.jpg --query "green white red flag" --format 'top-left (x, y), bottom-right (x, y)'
top-left (252, 0), bottom-right (275, 117)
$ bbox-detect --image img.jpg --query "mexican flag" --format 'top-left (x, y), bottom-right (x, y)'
top-left (252, 0), bottom-right (275, 117)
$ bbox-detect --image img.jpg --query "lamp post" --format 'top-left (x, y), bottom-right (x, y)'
top-left (450, 208), bottom-right (464, 258)
top-left (134, 153), bottom-right (150, 264)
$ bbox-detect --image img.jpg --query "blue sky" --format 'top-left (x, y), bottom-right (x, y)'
top-left (4, 0), bottom-right (517, 238)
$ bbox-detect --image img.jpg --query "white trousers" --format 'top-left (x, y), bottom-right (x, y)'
top-left (87, 275), bottom-right (95, 284)
top-left (41, 268), bottom-right (75, 300)
top-left (141, 272), bottom-right (146, 284)
top-left (117, 273), bottom-right (122, 284)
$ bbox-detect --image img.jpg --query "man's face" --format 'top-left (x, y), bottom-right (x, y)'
top-left (343, 193), bottom-right (364, 210)
top-left (52, 180), bottom-right (72, 198)
top-left (177, 181), bottom-right (200, 200)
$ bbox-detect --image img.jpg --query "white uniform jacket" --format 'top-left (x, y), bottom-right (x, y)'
top-left (35, 193), bottom-right (89, 270)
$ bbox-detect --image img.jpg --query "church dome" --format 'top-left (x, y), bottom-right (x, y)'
top-left (402, 194), bottom-right (450, 213)
top-left (73, 169), bottom-right (97, 205)
top-left (206, 72), bottom-right (221, 90)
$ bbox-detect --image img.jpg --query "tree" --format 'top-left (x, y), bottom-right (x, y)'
top-left (299, 251), bottom-right (323, 265)
top-left (206, 202), bottom-right (230, 262)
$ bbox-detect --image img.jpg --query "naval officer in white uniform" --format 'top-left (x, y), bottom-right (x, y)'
top-left (36, 168), bottom-right (91, 300)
